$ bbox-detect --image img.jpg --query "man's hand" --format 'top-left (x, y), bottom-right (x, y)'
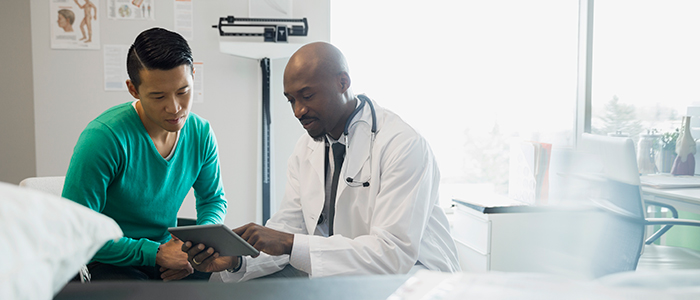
top-left (182, 241), bottom-right (237, 273)
top-left (159, 267), bottom-right (193, 282)
top-left (155, 237), bottom-right (194, 281)
top-left (234, 222), bottom-right (294, 256)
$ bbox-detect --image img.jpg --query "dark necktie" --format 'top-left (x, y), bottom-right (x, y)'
top-left (328, 142), bottom-right (345, 235)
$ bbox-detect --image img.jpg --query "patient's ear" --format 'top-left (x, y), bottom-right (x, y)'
top-left (126, 80), bottom-right (140, 99)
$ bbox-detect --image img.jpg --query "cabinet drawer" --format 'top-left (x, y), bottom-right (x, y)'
top-left (451, 206), bottom-right (490, 255)
top-left (455, 239), bottom-right (489, 271)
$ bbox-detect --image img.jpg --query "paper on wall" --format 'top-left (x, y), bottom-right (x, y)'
top-left (174, 0), bottom-right (193, 40)
top-left (193, 62), bottom-right (204, 103)
top-left (250, 0), bottom-right (292, 18)
top-left (103, 44), bottom-right (129, 91)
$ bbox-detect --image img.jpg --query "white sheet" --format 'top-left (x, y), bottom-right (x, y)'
top-left (0, 182), bottom-right (123, 300)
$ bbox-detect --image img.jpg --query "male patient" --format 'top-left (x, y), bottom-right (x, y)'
top-left (62, 27), bottom-right (227, 281)
top-left (183, 42), bottom-right (460, 281)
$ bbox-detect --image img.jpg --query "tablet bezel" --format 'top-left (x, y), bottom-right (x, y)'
top-left (168, 224), bottom-right (260, 257)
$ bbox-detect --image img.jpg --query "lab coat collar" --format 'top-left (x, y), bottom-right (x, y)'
top-left (324, 97), bottom-right (362, 147)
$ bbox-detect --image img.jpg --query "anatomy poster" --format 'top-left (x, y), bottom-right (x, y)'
top-left (108, 0), bottom-right (155, 20)
top-left (50, 0), bottom-right (100, 50)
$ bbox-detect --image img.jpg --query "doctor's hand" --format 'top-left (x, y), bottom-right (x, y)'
top-left (233, 222), bottom-right (294, 256)
top-left (181, 241), bottom-right (237, 273)
top-left (156, 237), bottom-right (194, 281)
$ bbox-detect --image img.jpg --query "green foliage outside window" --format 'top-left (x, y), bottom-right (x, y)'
top-left (656, 128), bottom-right (680, 152)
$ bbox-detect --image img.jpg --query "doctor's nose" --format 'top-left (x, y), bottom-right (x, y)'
top-left (293, 103), bottom-right (308, 119)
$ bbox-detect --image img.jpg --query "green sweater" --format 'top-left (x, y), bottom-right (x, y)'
top-left (62, 102), bottom-right (227, 267)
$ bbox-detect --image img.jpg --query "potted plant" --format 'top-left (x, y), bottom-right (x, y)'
top-left (655, 128), bottom-right (679, 173)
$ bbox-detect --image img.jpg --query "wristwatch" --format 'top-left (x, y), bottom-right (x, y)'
top-left (226, 256), bottom-right (243, 273)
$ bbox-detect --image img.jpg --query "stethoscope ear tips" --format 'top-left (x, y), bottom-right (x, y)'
top-left (346, 177), bottom-right (353, 183)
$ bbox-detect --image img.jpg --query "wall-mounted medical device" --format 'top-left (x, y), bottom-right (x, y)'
top-left (213, 15), bottom-right (309, 223)
top-left (212, 15), bottom-right (308, 43)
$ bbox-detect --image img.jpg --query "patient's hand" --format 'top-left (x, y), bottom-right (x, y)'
top-left (182, 241), bottom-right (237, 273)
top-left (159, 267), bottom-right (193, 282)
top-left (156, 237), bottom-right (194, 280)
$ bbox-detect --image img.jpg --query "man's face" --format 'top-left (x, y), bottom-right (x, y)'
top-left (128, 65), bottom-right (193, 133)
top-left (284, 72), bottom-right (346, 141)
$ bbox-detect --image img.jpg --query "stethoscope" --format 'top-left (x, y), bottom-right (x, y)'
top-left (343, 94), bottom-right (377, 187)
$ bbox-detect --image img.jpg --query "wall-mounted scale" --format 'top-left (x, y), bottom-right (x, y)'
top-left (213, 16), bottom-right (308, 224)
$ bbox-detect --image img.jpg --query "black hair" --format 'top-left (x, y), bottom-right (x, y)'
top-left (126, 27), bottom-right (193, 90)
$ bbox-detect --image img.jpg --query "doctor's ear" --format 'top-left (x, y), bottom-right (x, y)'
top-left (338, 72), bottom-right (351, 93)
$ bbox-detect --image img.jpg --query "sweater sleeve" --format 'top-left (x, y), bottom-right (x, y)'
top-left (62, 121), bottom-right (160, 266)
top-left (192, 125), bottom-right (227, 225)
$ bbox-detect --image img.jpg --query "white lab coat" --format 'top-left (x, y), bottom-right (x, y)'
top-left (215, 98), bottom-right (460, 282)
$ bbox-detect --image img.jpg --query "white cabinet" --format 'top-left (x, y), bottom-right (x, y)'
top-left (452, 198), bottom-right (613, 279)
top-left (452, 205), bottom-right (491, 271)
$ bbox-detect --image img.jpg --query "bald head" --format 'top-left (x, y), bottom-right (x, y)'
top-left (283, 42), bottom-right (357, 140)
top-left (285, 42), bottom-right (349, 82)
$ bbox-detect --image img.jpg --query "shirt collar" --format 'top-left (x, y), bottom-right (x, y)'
top-left (325, 97), bottom-right (363, 146)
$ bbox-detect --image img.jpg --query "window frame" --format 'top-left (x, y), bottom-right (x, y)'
top-left (575, 0), bottom-right (594, 146)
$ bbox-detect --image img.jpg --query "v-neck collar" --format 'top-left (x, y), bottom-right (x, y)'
top-left (130, 101), bottom-right (182, 165)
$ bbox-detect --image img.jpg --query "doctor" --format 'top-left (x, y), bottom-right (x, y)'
top-left (183, 42), bottom-right (460, 280)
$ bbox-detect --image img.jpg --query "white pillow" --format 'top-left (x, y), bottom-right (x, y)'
top-left (0, 181), bottom-right (123, 300)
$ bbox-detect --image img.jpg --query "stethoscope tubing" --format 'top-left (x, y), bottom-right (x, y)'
top-left (343, 95), bottom-right (376, 187)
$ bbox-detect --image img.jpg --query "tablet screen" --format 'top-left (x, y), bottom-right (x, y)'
top-left (168, 224), bottom-right (260, 257)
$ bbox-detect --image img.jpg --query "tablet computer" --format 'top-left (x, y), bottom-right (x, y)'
top-left (168, 224), bottom-right (259, 257)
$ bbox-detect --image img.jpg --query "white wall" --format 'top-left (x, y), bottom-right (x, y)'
top-left (0, 0), bottom-right (36, 185)
top-left (270, 56), bottom-right (308, 217)
top-left (27, 0), bottom-right (329, 227)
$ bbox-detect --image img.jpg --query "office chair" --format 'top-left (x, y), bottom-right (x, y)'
top-left (637, 200), bottom-right (700, 270)
top-left (19, 176), bottom-right (66, 197)
top-left (577, 134), bottom-right (700, 273)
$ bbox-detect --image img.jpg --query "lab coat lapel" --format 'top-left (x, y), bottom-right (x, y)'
top-left (307, 141), bottom-right (325, 187)
top-left (305, 140), bottom-right (325, 234)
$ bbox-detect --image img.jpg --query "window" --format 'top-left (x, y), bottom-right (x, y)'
top-left (592, 1), bottom-right (700, 144)
top-left (331, 1), bottom-right (579, 207)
